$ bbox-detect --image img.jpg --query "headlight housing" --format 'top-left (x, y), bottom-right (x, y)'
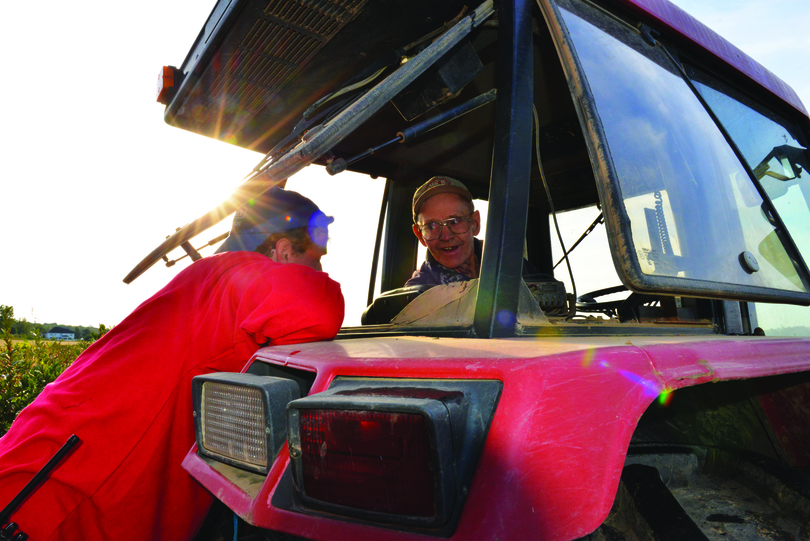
top-left (192, 373), bottom-right (299, 474)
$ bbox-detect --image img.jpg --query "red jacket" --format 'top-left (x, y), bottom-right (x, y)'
top-left (0, 252), bottom-right (344, 540)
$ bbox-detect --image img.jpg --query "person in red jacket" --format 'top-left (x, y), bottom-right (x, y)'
top-left (0, 188), bottom-right (344, 541)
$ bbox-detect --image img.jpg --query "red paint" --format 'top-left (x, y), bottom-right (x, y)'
top-left (184, 335), bottom-right (810, 540)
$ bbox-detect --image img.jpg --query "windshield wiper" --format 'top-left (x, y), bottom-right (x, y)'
top-left (552, 212), bottom-right (604, 270)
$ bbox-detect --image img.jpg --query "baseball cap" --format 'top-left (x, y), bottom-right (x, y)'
top-left (412, 176), bottom-right (473, 221)
top-left (216, 186), bottom-right (334, 253)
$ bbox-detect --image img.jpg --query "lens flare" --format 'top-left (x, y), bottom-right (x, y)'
top-left (581, 348), bottom-right (595, 367)
top-left (496, 310), bottom-right (516, 327)
top-left (618, 369), bottom-right (661, 397)
top-left (658, 390), bottom-right (674, 406)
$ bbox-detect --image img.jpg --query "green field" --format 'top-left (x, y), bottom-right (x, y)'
top-left (1, 306), bottom-right (106, 435)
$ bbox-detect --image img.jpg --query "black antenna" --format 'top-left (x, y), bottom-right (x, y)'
top-left (0, 435), bottom-right (81, 526)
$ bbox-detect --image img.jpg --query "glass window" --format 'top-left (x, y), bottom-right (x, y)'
top-left (554, 0), bottom-right (809, 299)
top-left (686, 68), bottom-right (810, 277)
top-left (684, 68), bottom-right (810, 335)
top-left (550, 205), bottom-right (617, 297)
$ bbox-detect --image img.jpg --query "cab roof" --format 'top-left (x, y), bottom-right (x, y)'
top-left (162, 0), bottom-right (809, 163)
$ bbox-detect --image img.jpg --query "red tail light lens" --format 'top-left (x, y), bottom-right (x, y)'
top-left (287, 394), bottom-right (457, 527)
top-left (281, 379), bottom-right (502, 533)
top-left (299, 409), bottom-right (435, 516)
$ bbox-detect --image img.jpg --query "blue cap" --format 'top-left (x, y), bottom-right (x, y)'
top-left (216, 187), bottom-right (333, 253)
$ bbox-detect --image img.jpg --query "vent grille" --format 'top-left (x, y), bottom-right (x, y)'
top-left (198, 0), bottom-right (368, 142)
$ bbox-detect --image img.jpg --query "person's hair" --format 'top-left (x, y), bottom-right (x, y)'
top-left (461, 198), bottom-right (475, 216)
top-left (255, 227), bottom-right (313, 256)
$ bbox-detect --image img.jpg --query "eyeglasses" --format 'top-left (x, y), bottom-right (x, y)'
top-left (417, 216), bottom-right (473, 241)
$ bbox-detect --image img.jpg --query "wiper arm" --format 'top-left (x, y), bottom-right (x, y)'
top-left (553, 212), bottom-right (604, 270)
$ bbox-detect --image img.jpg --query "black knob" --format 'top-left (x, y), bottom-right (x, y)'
top-left (739, 251), bottom-right (759, 274)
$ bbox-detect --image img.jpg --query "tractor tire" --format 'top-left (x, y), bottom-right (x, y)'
top-left (581, 445), bottom-right (810, 541)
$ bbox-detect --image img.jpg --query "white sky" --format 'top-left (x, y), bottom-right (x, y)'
top-left (1, 0), bottom-right (809, 328)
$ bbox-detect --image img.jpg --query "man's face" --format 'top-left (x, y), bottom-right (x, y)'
top-left (413, 193), bottom-right (480, 270)
top-left (288, 245), bottom-right (327, 272)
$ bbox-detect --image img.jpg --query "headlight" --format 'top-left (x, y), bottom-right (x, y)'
top-left (192, 373), bottom-right (300, 474)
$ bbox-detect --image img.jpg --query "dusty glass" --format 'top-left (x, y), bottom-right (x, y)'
top-left (688, 70), bottom-right (810, 275)
top-left (686, 69), bottom-right (810, 333)
top-left (557, 2), bottom-right (807, 293)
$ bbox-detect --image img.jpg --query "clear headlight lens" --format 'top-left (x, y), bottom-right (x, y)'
top-left (201, 382), bottom-right (268, 467)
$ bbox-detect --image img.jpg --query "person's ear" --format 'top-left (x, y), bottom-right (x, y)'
top-left (412, 223), bottom-right (428, 247)
top-left (274, 238), bottom-right (294, 264)
top-left (471, 210), bottom-right (481, 236)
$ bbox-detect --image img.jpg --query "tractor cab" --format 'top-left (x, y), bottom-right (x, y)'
top-left (142, 0), bottom-right (810, 338)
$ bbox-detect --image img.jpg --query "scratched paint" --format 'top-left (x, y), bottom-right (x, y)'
top-left (580, 346), bottom-right (663, 396)
top-left (618, 370), bottom-right (662, 397)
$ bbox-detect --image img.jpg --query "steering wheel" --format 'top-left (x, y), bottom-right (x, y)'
top-left (576, 285), bottom-right (661, 320)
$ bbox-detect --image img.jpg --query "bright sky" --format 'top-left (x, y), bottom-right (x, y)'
top-left (1, 0), bottom-right (809, 329)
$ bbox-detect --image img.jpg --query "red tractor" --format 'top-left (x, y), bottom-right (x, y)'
top-left (139, 0), bottom-right (810, 538)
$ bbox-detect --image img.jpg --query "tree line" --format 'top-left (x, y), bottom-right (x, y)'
top-left (0, 305), bottom-right (105, 341)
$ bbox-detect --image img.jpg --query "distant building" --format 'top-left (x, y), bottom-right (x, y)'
top-left (45, 326), bottom-right (75, 341)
